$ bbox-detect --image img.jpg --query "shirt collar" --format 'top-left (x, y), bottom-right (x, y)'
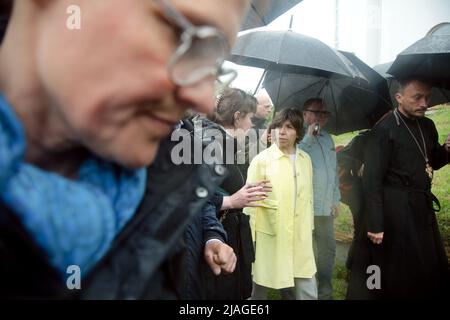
top-left (269, 144), bottom-right (306, 160)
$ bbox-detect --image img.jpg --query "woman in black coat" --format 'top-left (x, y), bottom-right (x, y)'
top-left (203, 88), bottom-right (269, 300)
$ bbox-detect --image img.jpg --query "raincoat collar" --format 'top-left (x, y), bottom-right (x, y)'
top-left (268, 143), bottom-right (306, 160)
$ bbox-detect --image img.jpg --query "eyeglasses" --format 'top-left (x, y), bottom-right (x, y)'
top-left (305, 109), bottom-right (331, 117)
top-left (155, 0), bottom-right (237, 87)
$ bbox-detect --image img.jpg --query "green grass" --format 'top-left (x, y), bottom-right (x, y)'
top-left (332, 262), bottom-right (348, 300)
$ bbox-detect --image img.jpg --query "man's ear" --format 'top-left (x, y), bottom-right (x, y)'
top-left (395, 92), bottom-right (402, 106)
top-left (234, 111), bottom-right (241, 122)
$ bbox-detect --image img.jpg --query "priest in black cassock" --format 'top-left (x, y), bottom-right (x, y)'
top-left (347, 77), bottom-right (450, 299)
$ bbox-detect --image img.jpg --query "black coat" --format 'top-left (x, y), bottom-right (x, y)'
top-left (195, 119), bottom-right (255, 300)
top-left (0, 134), bottom-right (225, 299)
top-left (347, 111), bottom-right (450, 299)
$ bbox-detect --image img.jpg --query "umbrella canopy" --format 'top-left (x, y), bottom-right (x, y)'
top-left (241, 0), bottom-right (303, 31)
top-left (340, 51), bottom-right (392, 106)
top-left (387, 33), bottom-right (450, 88)
top-left (263, 52), bottom-right (392, 135)
top-left (229, 30), bottom-right (365, 78)
top-left (374, 61), bottom-right (450, 107)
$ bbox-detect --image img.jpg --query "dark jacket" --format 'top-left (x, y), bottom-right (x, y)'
top-left (195, 119), bottom-right (255, 300)
top-left (0, 133), bottom-right (225, 299)
top-left (180, 198), bottom-right (227, 300)
top-left (252, 116), bottom-right (267, 131)
top-left (177, 115), bottom-right (229, 300)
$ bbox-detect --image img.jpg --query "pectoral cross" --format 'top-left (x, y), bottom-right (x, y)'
top-left (425, 163), bottom-right (433, 181)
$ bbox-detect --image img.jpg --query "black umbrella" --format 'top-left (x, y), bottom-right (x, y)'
top-left (387, 33), bottom-right (450, 88)
top-left (241, 0), bottom-right (303, 31)
top-left (374, 61), bottom-right (450, 107)
top-left (263, 52), bottom-right (392, 135)
top-left (229, 30), bottom-right (365, 78)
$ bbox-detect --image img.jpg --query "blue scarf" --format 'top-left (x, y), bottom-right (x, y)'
top-left (0, 96), bottom-right (147, 275)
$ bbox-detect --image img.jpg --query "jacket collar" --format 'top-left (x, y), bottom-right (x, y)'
top-left (268, 143), bottom-right (305, 160)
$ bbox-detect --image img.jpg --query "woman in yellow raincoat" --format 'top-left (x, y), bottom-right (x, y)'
top-left (244, 108), bottom-right (317, 300)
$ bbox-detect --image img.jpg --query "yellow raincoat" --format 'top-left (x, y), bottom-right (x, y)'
top-left (244, 144), bottom-right (316, 289)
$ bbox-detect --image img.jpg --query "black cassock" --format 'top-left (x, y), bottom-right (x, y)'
top-left (347, 110), bottom-right (450, 299)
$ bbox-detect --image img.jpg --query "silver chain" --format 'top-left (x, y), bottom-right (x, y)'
top-left (394, 109), bottom-right (428, 163)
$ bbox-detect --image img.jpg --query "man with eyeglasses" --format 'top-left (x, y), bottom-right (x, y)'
top-left (297, 98), bottom-right (340, 300)
top-left (253, 91), bottom-right (273, 132)
top-left (0, 0), bottom-right (250, 299)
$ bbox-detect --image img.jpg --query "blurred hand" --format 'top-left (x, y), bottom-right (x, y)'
top-left (445, 133), bottom-right (450, 152)
top-left (367, 232), bottom-right (384, 244)
top-left (331, 203), bottom-right (340, 218)
top-left (204, 241), bottom-right (236, 275)
top-left (357, 164), bottom-right (365, 178)
top-left (307, 123), bottom-right (320, 136)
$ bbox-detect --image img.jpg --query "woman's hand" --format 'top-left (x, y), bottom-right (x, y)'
top-left (222, 180), bottom-right (272, 209)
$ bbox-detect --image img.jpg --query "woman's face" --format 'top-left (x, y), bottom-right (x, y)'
top-left (274, 120), bottom-right (298, 149)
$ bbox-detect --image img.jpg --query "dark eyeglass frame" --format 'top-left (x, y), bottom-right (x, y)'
top-left (155, 0), bottom-right (237, 87)
top-left (304, 109), bottom-right (331, 117)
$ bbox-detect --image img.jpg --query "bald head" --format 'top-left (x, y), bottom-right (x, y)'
top-left (254, 91), bottom-right (273, 119)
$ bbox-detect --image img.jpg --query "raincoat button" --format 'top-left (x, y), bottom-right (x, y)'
top-left (214, 164), bottom-right (225, 176)
top-left (196, 187), bottom-right (209, 198)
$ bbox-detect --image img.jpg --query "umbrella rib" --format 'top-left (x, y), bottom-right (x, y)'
top-left (328, 79), bottom-right (339, 132)
top-left (278, 31), bottom-right (290, 65)
top-left (253, 69), bottom-right (267, 95)
top-left (333, 81), bottom-right (392, 132)
top-left (318, 79), bottom-right (328, 96)
top-left (349, 84), bottom-right (393, 108)
top-left (276, 71), bottom-right (283, 109)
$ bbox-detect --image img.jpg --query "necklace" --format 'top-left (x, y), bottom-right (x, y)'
top-left (394, 109), bottom-right (433, 181)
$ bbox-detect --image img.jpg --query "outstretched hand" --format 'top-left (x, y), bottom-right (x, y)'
top-left (226, 180), bottom-right (272, 209)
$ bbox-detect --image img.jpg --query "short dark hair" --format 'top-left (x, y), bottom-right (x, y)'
top-left (268, 108), bottom-right (304, 144)
top-left (208, 87), bottom-right (257, 128)
top-left (302, 97), bottom-right (325, 112)
top-left (397, 77), bottom-right (431, 93)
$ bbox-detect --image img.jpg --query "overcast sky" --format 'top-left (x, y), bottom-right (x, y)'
top-left (228, 0), bottom-right (450, 93)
